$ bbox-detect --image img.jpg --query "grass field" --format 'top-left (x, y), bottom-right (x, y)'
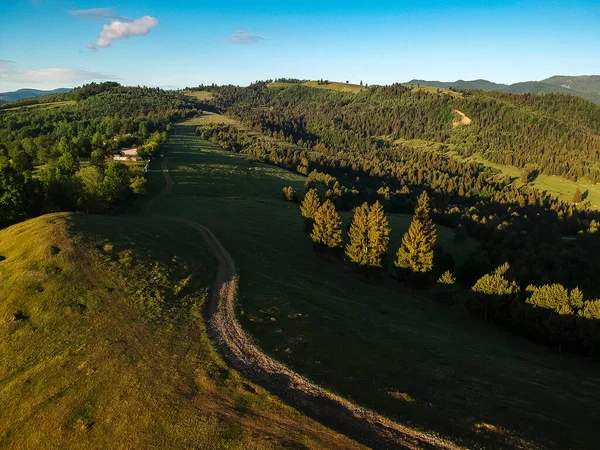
top-left (391, 136), bottom-right (600, 208)
top-left (2, 100), bottom-right (76, 111)
top-left (0, 213), bottom-right (363, 449)
top-left (268, 80), bottom-right (367, 93)
top-left (184, 90), bottom-right (215, 101)
top-left (146, 122), bottom-right (600, 450)
top-left (465, 154), bottom-right (600, 207)
top-left (404, 84), bottom-right (463, 98)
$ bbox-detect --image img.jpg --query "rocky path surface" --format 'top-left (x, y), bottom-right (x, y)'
top-left (147, 157), bottom-right (460, 450)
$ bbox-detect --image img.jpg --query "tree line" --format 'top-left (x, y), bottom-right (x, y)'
top-left (295, 187), bottom-right (600, 357)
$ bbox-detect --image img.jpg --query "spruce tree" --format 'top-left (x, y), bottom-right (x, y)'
top-left (311, 200), bottom-right (343, 255)
top-left (394, 191), bottom-right (436, 275)
top-left (573, 187), bottom-right (583, 203)
top-left (345, 202), bottom-right (370, 266)
top-left (367, 201), bottom-right (390, 267)
top-left (300, 188), bottom-right (320, 232)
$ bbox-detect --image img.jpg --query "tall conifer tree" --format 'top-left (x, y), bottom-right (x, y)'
top-left (573, 187), bottom-right (583, 204)
top-left (367, 201), bottom-right (390, 267)
top-left (395, 191), bottom-right (436, 274)
top-left (345, 202), bottom-right (370, 266)
top-left (311, 199), bottom-right (343, 254)
top-left (300, 188), bottom-right (321, 232)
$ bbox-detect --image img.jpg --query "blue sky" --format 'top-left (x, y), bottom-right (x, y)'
top-left (0, 0), bottom-right (599, 90)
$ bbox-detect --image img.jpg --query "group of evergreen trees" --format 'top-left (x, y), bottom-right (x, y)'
top-left (296, 185), bottom-right (600, 357)
top-left (299, 188), bottom-right (437, 280)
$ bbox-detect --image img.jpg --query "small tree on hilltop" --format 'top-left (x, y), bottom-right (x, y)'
top-left (367, 201), bottom-right (390, 268)
top-left (394, 191), bottom-right (436, 279)
top-left (311, 200), bottom-right (343, 258)
top-left (300, 188), bottom-right (320, 232)
top-left (573, 187), bottom-right (583, 204)
top-left (346, 202), bottom-right (370, 267)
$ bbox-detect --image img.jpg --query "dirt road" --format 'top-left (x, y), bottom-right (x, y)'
top-left (147, 157), bottom-right (460, 450)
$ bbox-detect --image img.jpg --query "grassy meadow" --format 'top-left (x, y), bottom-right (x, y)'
top-left (0, 213), bottom-right (362, 449)
top-left (2, 100), bottom-right (76, 111)
top-left (391, 136), bottom-right (600, 208)
top-left (145, 120), bottom-right (600, 450)
top-left (268, 80), bottom-right (367, 93)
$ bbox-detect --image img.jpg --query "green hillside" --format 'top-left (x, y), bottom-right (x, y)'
top-left (268, 80), bottom-right (367, 93)
top-left (406, 76), bottom-right (600, 104)
top-left (146, 121), bottom-right (600, 450)
top-left (0, 212), bottom-right (363, 449)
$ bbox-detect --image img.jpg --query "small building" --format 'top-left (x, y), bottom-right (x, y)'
top-left (113, 147), bottom-right (142, 161)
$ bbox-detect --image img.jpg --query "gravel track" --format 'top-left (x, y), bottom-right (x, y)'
top-left (147, 157), bottom-right (460, 450)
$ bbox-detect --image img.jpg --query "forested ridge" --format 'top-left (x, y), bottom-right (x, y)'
top-left (0, 82), bottom-right (200, 225)
top-left (193, 82), bottom-right (600, 357)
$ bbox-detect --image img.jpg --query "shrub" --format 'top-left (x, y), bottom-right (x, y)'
top-left (281, 186), bottom-right (297, 202)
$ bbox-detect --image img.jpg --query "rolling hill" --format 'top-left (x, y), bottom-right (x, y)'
top-left (0, 212), bottom-right (363, 449)
top-left (0, 88), bottom-right (71, 103)
top-left (405, 75), bottom-right (600, 104)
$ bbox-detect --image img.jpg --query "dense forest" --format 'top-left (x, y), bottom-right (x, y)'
top-left (0, 82), bottom-right (200, 226)
top-left (194, 82), bottom-right (600, 357)
top-left (3, 79), bottom-right (600, 357)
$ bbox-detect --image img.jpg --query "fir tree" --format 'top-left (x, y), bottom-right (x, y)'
top-left (345, 202), bottom-right (370, 266)
top-left (311, 199), bottom-right (343, 256)
top-left (367, 201), bottom-right (390, 267)
top-left (394, 191), bottom-right (436, 275)
top-left (300, 188), bottom-right (320, 232)
top-left (573, 187), bottom-right (583, 203)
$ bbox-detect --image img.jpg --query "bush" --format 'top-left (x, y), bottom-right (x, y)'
top-left (281, 186), bottom-right (297, 202)
top-left (434, 270), bottom-right (458, 304)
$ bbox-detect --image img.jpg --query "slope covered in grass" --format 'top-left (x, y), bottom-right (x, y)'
top-left (268, 80), bottom-right (367, 93)
top-left (148, 122), bottom-right (600, 450)
top-left (0, 213), bottom-right (362, 449)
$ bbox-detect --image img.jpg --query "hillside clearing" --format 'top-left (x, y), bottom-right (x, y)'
top-left (452, 109), bottom-right (472, 126)
top-left (184, 90), bottom-right (214, 101)
top-left (268, 80), bottom-right (367, 93)
top-left (405, 84), bottom-right (463, 98)
top-left (2, 100), bottom-right (76, 111)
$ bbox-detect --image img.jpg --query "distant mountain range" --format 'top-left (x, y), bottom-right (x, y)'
top-left (404, 75), bottom-right (600, 104)
top-left (0, 88), bottom-right (72, 103)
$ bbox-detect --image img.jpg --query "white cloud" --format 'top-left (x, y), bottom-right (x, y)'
top-left (69, 8), bottom-right (131, 22)
top-left (87, 16), bottom-right (159, 50)
top-left (228, 30), bottom-right (264, 45)
top-left (0, 61), bottom-right (112, 85)
top-left (23, 68), bottom-right (113, 83)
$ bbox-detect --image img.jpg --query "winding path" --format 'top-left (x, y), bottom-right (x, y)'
top-left (147, 157), bottom-right (460, 450)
